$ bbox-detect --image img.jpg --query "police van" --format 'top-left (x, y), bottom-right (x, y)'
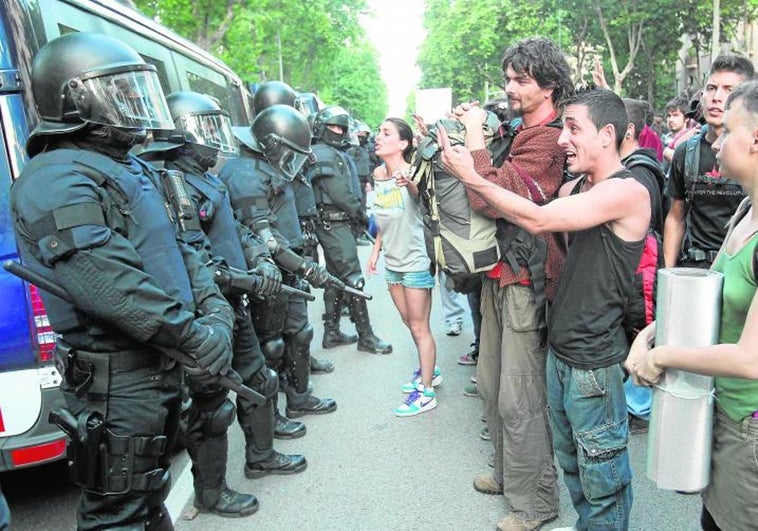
top-left (0, 0), bottom-right (254, 471)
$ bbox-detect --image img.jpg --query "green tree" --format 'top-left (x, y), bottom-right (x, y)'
top-left (134, 0), bottom-right (386, 122)
top-left (319, 39), bottom-right (387, 127)
top-left (418, 0), bottom-right (564, 105)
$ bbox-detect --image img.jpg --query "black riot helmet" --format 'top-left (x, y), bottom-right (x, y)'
top-left (27, 32), bottom-right (173, 156)
top-left (163, 91), bottom-right (238, 156)
top-left (233, 104), bottom-right (312, 181)
top-left (294, 92), bottom-right (321, 118)
top-left (253, 81), bottom-right (296, 115)
top-left (312, 106), bottom-right (352, 149)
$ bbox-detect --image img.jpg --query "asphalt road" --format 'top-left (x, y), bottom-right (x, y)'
top-left (2, 245), bottom-right (702, 530)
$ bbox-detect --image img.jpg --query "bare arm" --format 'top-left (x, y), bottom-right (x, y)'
top-left (627, 289), bottom-right (758, 384)
top-left (366, 230), bottom-right (382, 276)
top-left (663, 198), bottom-right (686, 267)
top-left (438, 126), bottom-right (649, 238)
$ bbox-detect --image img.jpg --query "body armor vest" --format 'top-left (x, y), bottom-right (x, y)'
top-left (219, 155), bottom-right (304, 249)
top-left (18, 149), bottom-right (194, 331)
top-left (183, 171), bottom-right (247, 270)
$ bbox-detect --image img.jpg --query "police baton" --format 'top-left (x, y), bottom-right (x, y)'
top-left (361, 229), bottom-right (376, 245)
top-left (224, 265), bottom-right (315, 302)
top-left (324, 275), bottom-right (372, 300)
top-left (3, 260), bottom-right (266, 406)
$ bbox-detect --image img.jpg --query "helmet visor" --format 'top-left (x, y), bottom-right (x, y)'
top-left (178, 112), bottom-right (239, 157)
top-left (266, 136), bottom-right (311, 181)
top-left (74, 69), bottom-right (174, 130)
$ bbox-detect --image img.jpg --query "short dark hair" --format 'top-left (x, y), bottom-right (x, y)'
top-left (665, 97), bottom-right (689, 115)
top-left (725, 80), bottom-right (758, 123)
top-left (564, 89), bottom-right (628, 149)
top-left (708, 54), bottom-right (755, 81)
top-left (622, 98), bottom-right (650, 141)
top-left (502, 37), bottom-right (574, 108)
top-left (383, 117), bottom-right (414, 162)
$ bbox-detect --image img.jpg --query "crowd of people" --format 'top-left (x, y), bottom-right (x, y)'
top-left (1, 28), bottom-right (757, 531)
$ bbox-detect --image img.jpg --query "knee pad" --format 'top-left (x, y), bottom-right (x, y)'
top-left (291, 323), bottom-right (314, 350)
top-left (250, 366), bottom-right (278, 399)
top-left (345, 273), bottom-right (365, 290)
top-left (261, 336), bottom-right (286, 362)
top-left (202, 398), bottom-right (236, 437)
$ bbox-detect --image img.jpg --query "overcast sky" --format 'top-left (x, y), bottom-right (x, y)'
top-left (361, 0), bottom-right (425, 117)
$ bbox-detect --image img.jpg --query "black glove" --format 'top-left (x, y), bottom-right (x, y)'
top-left (300, 261), bottom-right (331, 289)
top-left (181, 319), bottom-right (232, 376)
top-left (251, 260), bottom-right (282, 297)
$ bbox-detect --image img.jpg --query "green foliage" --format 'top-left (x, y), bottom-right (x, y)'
top-left (134, 0), bottom-right (385, 123)
top-left (418, 0), bottom-right (758, 111)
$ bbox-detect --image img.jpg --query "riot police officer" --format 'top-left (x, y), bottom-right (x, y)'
top-left (219, 104), bottom-right (338, 417)
top-left (308, 106), bottom-right (392, 354)
top-left (11, 33), bottom-right (235, 530)
top-left (347, 120), bottom-right (374, 217)
top-left (140, 91), bottom-right (308, 515)
top-left (251, 82), bottom-right (340, 370)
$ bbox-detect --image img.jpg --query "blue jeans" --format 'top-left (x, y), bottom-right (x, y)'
top-left (385, 268), bottom-right (435, 289)
top-left (547, 350), bottom-right (633, 530)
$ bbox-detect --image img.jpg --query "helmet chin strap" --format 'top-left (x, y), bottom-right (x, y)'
top-left (178, 145), bottom-right (218, 170)
top-left (90, 125), bottom-right (148, 147)
top-left (84, 125), bottom-right (147, 159)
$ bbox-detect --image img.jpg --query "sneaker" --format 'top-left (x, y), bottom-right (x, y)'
top-left (400, 366), bottom-right (443, 393)
top-left (463, 383), bottom-right (479, 397)
top-left (394, 385), bottom-right (437, 417)
top-left (446, 321), bottom-right (463, 336)
top-left (480, 426), bottom-right (491, 441)
top-left (457, 343), bottom-right (478, 365)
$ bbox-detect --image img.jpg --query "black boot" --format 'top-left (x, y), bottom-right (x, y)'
top-left (322, 328), bottom-right (358, 348)
top-left (274, 410), bottom-right (307, 439)
top-left (244, 450), bottom-right (308, 479)
top-left (285, 388), bottom-right (337, 418)
top-left (195, 485), bottom-right (259, 518)
top-left (322, 286), bottom-right (358, 349)
top-left (350, 297), bottom-right (392, 354)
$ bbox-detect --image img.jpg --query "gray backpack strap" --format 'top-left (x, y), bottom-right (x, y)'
top-left (684, 125), bottom-right (707, 204)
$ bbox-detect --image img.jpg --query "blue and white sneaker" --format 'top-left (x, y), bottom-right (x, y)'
top-left (394, 384), bottom-right (437, 417)
top-left (400, 366), bottom-right (443, 394)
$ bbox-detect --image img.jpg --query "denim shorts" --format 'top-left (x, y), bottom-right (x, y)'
top-left (384, 268), bottom-right (435, 289)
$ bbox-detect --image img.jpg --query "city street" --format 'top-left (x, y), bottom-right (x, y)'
top-left (3, 246), bottom-right (702, 530)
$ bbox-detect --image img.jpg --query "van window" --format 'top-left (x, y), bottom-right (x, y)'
top-left (140, 54), bottom-right (170, 95)
top-left (186, 71), bottom-right (229, 111)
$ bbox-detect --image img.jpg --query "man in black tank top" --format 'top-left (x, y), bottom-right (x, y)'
top-left (440, 90), bottom-right (650, 531)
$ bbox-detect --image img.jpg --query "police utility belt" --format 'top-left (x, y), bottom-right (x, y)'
top-left (684, 247), bottom-right (719, 263)
top-left (318, 207), bottom-right (350, 230)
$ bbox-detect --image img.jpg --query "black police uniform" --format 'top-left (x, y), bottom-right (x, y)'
top-left (164, 156), bottom-right (307, 495)
top-left (308, 142), bottom-right (392, 354)
top-left (219, 148), bottom-right (337, 417)
top-left (11, 144), bottom-right (230, 530)
top-left (292, 170), bottom-right (321, 264)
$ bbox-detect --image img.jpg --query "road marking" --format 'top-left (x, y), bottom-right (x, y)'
top-left (166, 457), bottom-right (194, 523)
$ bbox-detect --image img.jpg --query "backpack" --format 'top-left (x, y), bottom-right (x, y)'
top-left (622, 153), bottom-right (667, 341)
top-left (411, 118), bottom-right (501, 293)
